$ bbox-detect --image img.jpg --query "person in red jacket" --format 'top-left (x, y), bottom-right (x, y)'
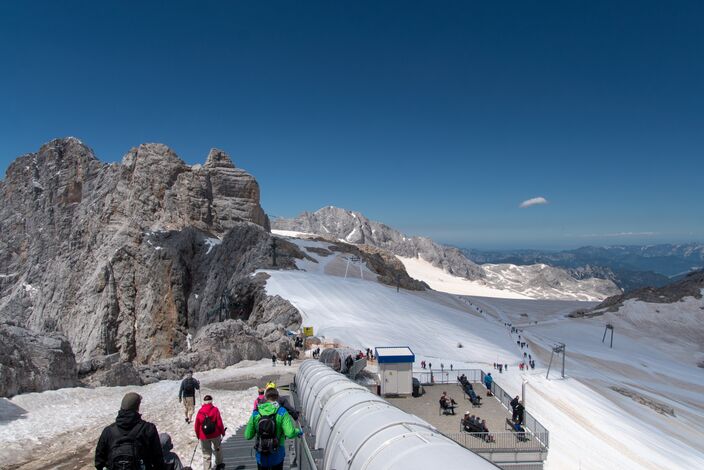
top-left (194, 395), bottom-right (226, 470)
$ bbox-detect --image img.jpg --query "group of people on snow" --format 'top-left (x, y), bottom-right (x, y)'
top-left (95, 372), bottom-right (302, 470)
top-left (271, 352), bottom-right (295, 367)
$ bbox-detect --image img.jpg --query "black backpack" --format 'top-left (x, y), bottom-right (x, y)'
top-left (254, 414), bottom-right (278, 455)
top-left (183, 378), bottom-right (197, 395)
top-left (108, 422), bottom-right (145, 470)
top-left (201, 414), bottom-right (216, 435)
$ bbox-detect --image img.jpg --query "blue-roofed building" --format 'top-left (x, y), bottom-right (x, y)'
top-left (375, 346), bottom-right (415, 396)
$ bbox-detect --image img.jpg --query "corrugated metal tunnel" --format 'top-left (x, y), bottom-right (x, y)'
top-left (295, 360), bottom-right (497, 470)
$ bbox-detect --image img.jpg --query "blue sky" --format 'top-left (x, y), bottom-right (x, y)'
top-left (1, 1), bottom-right (702, 249)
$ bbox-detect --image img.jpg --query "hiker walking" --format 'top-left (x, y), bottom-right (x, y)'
top-left (272, 354), bottom-right (277, 366)
top-left (286, 352), bottom-right (293, 366)
top-left (245, 387), bottom-right (303, 470)
top-left (179, 371), bottom-right (200, 423)
top-left (195, 395), bottom-right (226, 470)
top-left (95, 392), bottom-right (165, 470)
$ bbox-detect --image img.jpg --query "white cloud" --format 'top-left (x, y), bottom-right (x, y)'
top-left (519, 196), bottom-right (548, 208)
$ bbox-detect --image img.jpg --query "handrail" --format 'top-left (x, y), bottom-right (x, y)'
top-left (443, 431), bottom-right (549, 453)
top-left (294, 434), bottom-right (318, 470)
top-left (480, 370), bottom-right (549, 449)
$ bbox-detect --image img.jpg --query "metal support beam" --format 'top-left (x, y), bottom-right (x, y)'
top-left (546, 343), bottom-right (565, 380)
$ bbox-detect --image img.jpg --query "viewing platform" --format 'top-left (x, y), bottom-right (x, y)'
top-left (386, 369), bottom-right (549, 469)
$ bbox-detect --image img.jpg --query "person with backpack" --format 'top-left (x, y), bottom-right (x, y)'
top-left (95, 392), bottom-right (165, 470)
top-left (245, 387), bottom-right (302, 470)
top-left (194, 395), bottom-right (226, 470)
top-left (179, 371), bottom-right (200, 423)
top-left (254, 382), bottom-right (299, 421)
top-left (159, 433), bottom-right (185, 470)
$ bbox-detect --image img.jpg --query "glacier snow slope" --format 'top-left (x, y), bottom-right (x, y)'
top-left (263, 237), bottom-right (704, 469)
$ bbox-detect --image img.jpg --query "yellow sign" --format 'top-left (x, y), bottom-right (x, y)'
top-left (303, 326), bottom-right (314, 337)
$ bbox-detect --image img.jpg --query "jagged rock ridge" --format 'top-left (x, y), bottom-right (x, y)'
top-left (273, 206), bottom-right (485, 280)
top-left (0, 138), bottom-right (297, 396)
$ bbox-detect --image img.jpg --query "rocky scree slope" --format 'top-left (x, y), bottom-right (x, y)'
top-left (0, 138), bottom-right (301, 396)
top-left (273, 207), bottom-right (620, 300)
top-left (591, 269), bottom-right (704, 312)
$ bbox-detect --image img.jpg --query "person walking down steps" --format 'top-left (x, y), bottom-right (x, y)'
top-left (179, 371), bottom-right (200, 423)
top-left (195, 395), bottom-right (226, 470)
top-left (160, 433), bottom-right (185, 470)
top-left (95, 392), bottom-right (165, 470)
top-left (245, 387), bottom-right (303, 470)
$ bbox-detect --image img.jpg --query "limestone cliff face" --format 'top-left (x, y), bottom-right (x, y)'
top-left (0, 138), bottom-right (297, 395)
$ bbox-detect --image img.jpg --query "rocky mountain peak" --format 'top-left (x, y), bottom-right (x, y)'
top-left (121, 142), bottom-right (185, 170)
top-left (0, 138), bottom-right (291, 396)
top-left (204, 148), bottom-right (235, 169)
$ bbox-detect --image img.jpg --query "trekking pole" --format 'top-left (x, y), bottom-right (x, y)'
top-left (189, 442), bottom-right (198, 468)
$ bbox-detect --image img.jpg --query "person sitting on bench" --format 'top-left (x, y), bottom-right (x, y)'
top-left (465, 386), bottom-right (481, 406)
top-left (461, 413), bottom-right (475, 431)
top-left (480, 419), bottom-right (495, 442)
top-left (511, 420), bottom-right (528, 441)
top-left (458, 374), bottom-right (468, 386)
top-left (440, 392), bottom-right (457, 415)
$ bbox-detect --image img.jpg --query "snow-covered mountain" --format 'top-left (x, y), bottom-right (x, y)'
top-left (578, 270), bottom-right (704, 353)
top-left (466, 243), bottom-right (704, 291)
top-left (273, 206), bottom-right (485, 280)
top-left (481, 263), bottom-right (621, 302)
top-left (273, 207), bottom-right (621, 301)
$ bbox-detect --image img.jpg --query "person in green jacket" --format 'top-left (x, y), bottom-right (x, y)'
top-left (244, 387), bottom-right (302, 470)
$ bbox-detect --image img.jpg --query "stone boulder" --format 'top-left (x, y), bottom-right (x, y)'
top-left (0, 323), bottom-right (77, 397)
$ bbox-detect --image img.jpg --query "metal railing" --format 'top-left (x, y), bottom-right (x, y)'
top-left (414, 368), bottom-right (483, 385)
top-left (289, 377), bottom-right (320, 470)
top-left (444, 431), bottom-right (549, 453)
top-left (291, 435), bottom-right (319, 470)
top-left (346, 357), bottom-right (367, 379)
top-left (480, 371), bottom-right (549, 450)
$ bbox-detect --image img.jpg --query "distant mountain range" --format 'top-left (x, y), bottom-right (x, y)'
top-left (463, 244), bottom-right (704, 292)
top-left (273, 207), bottom-right (620, 301)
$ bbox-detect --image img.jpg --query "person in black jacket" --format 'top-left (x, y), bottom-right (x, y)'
top-left (514, 401), bottom-right (525, 424)
top-left (95, 392), bottom-right (165, 470)
top-left (510, 395), bottom-right (520, 420)
top-left (179, 371), bottom-right (200, 423)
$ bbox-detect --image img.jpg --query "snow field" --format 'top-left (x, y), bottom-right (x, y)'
top-left (397, 255), bottom-right (530, 299)
top-left (0, 360), bottom-right (283, 469)
top-left (262, 265), bottom-right (704, 469)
